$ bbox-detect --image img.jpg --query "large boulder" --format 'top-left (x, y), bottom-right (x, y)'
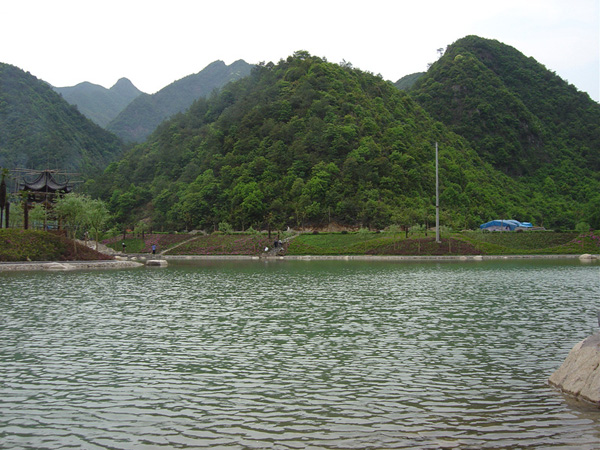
top-left (548, 333), bottom-right (600, 406)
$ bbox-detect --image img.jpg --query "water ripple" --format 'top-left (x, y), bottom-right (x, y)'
top-left (1, 260), bottom-right (599, 449)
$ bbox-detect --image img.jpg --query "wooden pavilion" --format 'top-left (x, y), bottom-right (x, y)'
top-left (18, 169), bottom-right (73, 230)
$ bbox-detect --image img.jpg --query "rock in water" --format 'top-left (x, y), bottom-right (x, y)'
top-left (146, 260), bottom-right (168, 267)
top-left (548, 334), bottom-right (600, 406)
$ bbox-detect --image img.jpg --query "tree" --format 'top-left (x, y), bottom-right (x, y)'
top-left (231, 181), bottom-right (266, 230)
top-left (54, 193), bottom-right (88, 254)
top-left (86, 199), bottom-right (111, 250)
top-left (392, 207), bottom-right (420, 238)
top-left (28, 203), bottom-right (47, 230)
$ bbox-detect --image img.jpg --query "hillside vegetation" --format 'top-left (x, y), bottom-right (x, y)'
top-left (412, 36), bottom-right (600, 175)
top-left (408, 36), bottom-right (600, 228)
top-left (94, 51), bottom-right (526, 232)
top-left (92, 44), bottom-right (599, 233)
top-left (0, 63), bottom-right (124, 174)
top-left (4, 36), bottom-right (596, 237)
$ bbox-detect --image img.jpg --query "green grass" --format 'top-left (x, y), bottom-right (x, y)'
top-left (0, 229), bottom-right (113, 262)
top-left (459, 231), bottom-right (600, 254)
top-left (102, 233), bottom-right (272, 255)
top-left (170, 234), bottom-right (272, 255)
top-left (102, 234), bottom-right (192, 253)
top-left (94, 230), bottom-right (600, 257)
top-left (286, 231), bottom-right (600, 256)
top-left (108, 238), bottom-right (146, 253)
top-left (287, 232), bottom-right (482, 256)
top-left (286, 232), bottom-right (385, 255)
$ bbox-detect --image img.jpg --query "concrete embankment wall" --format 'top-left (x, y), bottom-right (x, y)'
top-left (163, 254), bottom-right (598, 262)
top-left (0, 261), bottom-right (143, 271)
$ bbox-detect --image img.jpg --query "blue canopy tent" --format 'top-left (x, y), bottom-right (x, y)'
top-left (480, 220), bottom-right (533, 231)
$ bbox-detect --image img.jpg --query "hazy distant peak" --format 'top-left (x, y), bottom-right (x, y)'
top-left (203, 60), bottom-right (226, 68)
top-left (111, 77), bottom-right (134, 88)
top-left (54, 76), bottom-right (143, 127)
top-left (79, 81), bottom-right (99, 88)
top-left (60, 81), bottom-right (103, 90)
top-left (110, 77), bottom-right (144, 95)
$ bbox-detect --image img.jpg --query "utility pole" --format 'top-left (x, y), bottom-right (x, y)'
top-left (436, 142), bottom-right (441, 243)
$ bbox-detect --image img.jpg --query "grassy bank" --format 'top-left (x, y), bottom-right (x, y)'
top-left (102, 233), bottom-right (273, 256)
top-left (0, 229), bottom-right (113, 262)
top-left (287, 231), bottom-right (600, 256)
top-left (3, 229), bottom-right (598, 262)
top-left (459, 231), bottom-right (599, 254)
top-left (100, 230), bottom-right (600, 257)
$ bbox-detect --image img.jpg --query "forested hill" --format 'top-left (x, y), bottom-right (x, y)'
top-left (54, 78), bottom-right (143, 127)
top-left (0, 63), bottom-right (124, 173)
top-left (409, 36), bottom-right (600, 178)
top-left (106, 60), bottom-right (253, 143)
top-left (95, 51), bottom-right (544, 232)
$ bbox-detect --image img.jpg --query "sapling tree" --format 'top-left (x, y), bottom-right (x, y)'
top-left (86, 199), bottom-right (111, 251)
top-left (54, 193), bottom-right (88, 254)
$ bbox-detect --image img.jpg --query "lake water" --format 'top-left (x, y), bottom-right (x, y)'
top-left (1, 259), bottom-right (599, 449)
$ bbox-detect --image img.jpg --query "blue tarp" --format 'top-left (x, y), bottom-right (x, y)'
top-left (480, 220), bottom-right (533, 231)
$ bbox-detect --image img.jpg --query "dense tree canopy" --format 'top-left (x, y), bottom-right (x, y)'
top-left (409, 36), bottom-right (600, 229)
top-left (0, 63), bottom-right (124, 174)
top-left (93, 51), bottom-right (545, 232)
top-left (411, 36), bottom-right (600, 176)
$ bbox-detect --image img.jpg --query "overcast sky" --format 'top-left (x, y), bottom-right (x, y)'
top-left (1, 0), bottom-right (598, 101)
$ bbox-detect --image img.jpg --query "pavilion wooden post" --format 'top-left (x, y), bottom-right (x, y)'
top-left (23, 200), bottom-right (29, 230)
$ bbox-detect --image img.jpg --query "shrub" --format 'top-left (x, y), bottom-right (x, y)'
top-left (218, 222), bottom-right (234, 234)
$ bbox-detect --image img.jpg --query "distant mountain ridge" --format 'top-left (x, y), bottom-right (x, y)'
top-left (0, 63), bottom-right (123, 174)
top-left (106, 59), bottom-right (253, 142)
top-left (54, 78), bottom-right (143, 127)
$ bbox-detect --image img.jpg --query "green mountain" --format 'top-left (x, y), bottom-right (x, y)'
top-left (409, 36), bottom-right (600, 177)
top-left (91, 38), bottom-right (600, 232)
top-left (406, 36), bottom-right (600, 229)
top-left (54, 78), bottom-right (143, 127)
top-left (95, 51), bottom-right (538, 232)
top-left (0, 63), bottom-right (124, 174)
top-left (106, 60), bottom-right (253, 143)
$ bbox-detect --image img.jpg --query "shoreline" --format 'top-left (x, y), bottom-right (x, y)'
top-left (0, 253), bottom-right (597, 272)
top-left (0, 260), bottom-right (143, 272)
top-left (165, 253), bottom-right (599, 262)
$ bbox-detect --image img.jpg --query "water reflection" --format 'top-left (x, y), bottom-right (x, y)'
top-left (1, 260), bottom-right (599, 449)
